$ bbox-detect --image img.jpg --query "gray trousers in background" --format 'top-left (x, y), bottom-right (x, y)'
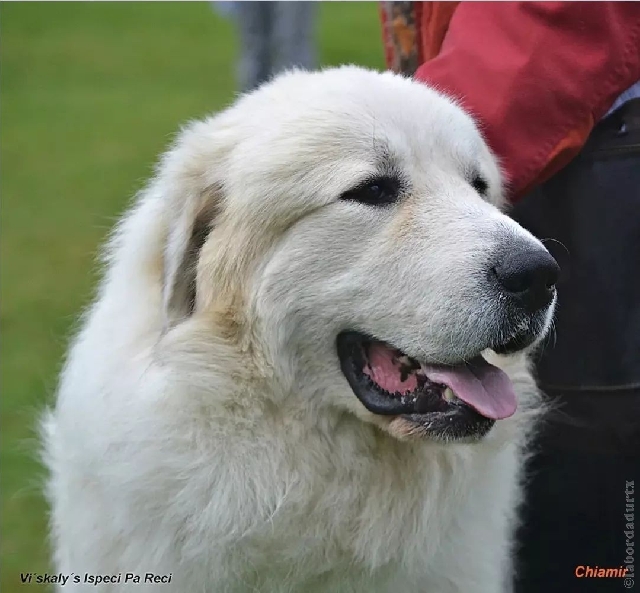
top-left (233, 1), bottom-right (317, 92)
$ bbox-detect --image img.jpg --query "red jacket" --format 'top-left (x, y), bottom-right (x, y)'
top-left (381, 2), bottom-right (640, 200)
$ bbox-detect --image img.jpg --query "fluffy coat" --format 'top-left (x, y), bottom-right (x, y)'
top-left (43, 67), bottom-right (550, 593)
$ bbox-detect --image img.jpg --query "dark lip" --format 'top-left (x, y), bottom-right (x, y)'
top-left (337, 330), bottom-right (427, 416)
top-left (335, 331), bottom-right (495, 438)
top-left (492, 331), bottom-right (537, 355)
top-left (491, 313), bottom-right (549, 355)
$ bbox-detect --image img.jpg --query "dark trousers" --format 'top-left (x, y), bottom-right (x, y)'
top-left (512, 100), bottom-right (640, 593)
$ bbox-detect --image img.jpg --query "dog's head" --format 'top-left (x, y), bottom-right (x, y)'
top-left (157, 67), bottom-right (557, 442)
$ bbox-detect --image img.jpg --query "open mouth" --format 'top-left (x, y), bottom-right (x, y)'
top-left (336, 331), bottom-right (517, 440)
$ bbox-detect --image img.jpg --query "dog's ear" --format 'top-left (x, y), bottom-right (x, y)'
top-left (159, 122), bottom-right (228, 329)
top-left (163, 194), bottom-right (221, 328)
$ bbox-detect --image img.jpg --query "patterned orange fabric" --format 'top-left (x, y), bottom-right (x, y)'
top-left (380, 2), bottom-right (422, 76)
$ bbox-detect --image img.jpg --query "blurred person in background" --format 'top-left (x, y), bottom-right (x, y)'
top-left (213, 1), bottom-right (317, 92)
top-left (381, 2), bottom-right (640, 592)
top-left (212, 1), bottom-right (236, 19)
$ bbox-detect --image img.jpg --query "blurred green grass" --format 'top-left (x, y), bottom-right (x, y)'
top-left (0, 2), bottom-right (384, 590)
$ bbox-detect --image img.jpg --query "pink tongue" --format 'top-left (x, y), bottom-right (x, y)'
top-left (422, 358), bottom-right (517, 420)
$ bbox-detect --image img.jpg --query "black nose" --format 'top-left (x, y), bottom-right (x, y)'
top-left (492, 248), bottom-right (559, 312)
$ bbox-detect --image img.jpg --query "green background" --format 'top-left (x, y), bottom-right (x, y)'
top-left (0, 2), bottom-right (385, 590)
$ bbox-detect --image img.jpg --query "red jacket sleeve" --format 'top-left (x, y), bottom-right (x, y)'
top-left (414, 2), bottom-right (640, 200)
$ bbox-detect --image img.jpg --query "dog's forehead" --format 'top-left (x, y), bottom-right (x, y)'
top-left (244, 69), bottom-right (487, 169)
top-left (220, 68), bottom-right (500, 210)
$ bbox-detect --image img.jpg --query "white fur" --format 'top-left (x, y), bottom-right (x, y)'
top-left (43, 67), bottom-right (551, 593)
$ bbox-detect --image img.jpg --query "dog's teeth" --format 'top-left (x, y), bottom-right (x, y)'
top-left (442, 387), bottom-right (456, 403)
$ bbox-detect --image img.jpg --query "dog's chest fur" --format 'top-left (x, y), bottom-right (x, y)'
top-left (110, 384), bottom-right (523, 592)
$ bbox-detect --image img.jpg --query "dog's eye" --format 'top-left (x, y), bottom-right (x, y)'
top-left (340, 176), bottom-right (399, 206)
top-left (470, 174), bottom-right (488, 196)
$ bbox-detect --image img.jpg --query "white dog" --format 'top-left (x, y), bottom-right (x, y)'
top-left (43, 66), bottom-right (558, 592)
